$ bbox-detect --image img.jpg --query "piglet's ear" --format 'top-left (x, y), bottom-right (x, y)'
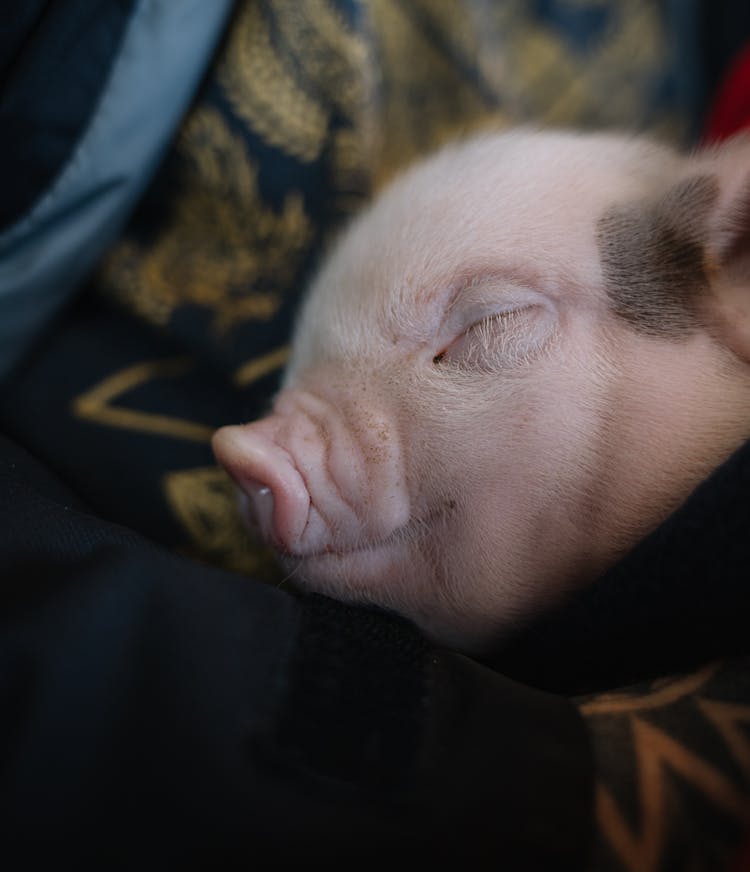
top-left (703, 133), bottom-right (750, 272)
top-left (700, 132), bottom-right (750, 361)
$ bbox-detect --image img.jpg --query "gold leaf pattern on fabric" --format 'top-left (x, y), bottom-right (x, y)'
top-left (72, 357), bottom-right (214, 442)
top-left (163, 466), bottom-right (281, 578)
top-left (579, 663), bottom-right (721, 715)
top-left (596, 716), bottom-right (750, 872)
top-left (218, 2), bottom-right (330, 163)
top-left (368, 0), bottom-right (510, 183)
top-left (233, 345), bottom-right (290, 387)
top-left (270, 0), bottom-right (380, 195)
top-left (98, 106), bottom-right (313, 332)
top-left (582, 661), bottom-right (750, 871)
top-left (697, 699), bottom-right (750, 781)
top-left (368, 0), bottom-right (683, 183)
top-left (270, 0), bottom-right (373, 118)
top-left (218, 0), bottom-right (379, 205)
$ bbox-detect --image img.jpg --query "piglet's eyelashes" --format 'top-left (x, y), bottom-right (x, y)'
top-left (433, 304), bottom-right (557, 369)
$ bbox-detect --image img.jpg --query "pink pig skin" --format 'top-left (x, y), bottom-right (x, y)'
top-left (213, 129), bottom-right (750, 652)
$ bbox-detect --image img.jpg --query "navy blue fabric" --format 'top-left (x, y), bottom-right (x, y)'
top-left (0, 0), bottom-right (235, 382)
top-left (0, 1), bottom-right (137, 230)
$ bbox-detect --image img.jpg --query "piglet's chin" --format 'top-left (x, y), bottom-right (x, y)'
top-left (288, 547), bottom-right (497, 654)
top-left (280, 538), bottom-right (413, 604)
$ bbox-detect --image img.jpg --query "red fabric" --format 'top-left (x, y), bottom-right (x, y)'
top-left (704, 41), bottom-right (750, 142)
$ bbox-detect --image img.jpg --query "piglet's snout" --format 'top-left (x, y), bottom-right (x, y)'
top-left (212, 390), bottom-right (410, 556)
top-left (212, 418), bottom-right (311, 552)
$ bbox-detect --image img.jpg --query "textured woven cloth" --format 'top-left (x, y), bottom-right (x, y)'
top-left (3, 4), bottom-right (750, 870)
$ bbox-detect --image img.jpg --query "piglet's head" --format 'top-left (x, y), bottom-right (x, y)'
top-left (213, 129), bottom-right (750, 651)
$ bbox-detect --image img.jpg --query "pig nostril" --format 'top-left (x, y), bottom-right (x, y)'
top-left (238, 479), bottom-right (276, 543)
top-left (237, 490), bottom-right (259, 536)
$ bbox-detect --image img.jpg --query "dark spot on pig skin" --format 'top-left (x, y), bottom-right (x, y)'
top-left (596, 174), bottom-right (719, 336)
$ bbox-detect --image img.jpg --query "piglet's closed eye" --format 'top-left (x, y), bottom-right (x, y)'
top-left (434, 284), bottom-right (558, 370)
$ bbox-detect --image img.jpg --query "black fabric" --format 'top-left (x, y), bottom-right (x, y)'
top-left (0, 432), bottom-right (299, 866)
top-left (0, 1), bottom-right (49, 87)
top-left (413, 650), bottom-right (592, 868)
top-left (492, 437), bottom-right (750, 695)
top-left (0, 0), bottom-right (137, 229)
top-left (274, 595), bottom-right (429, 792)
top-left (275, 605), bottom-right (593, 869)
top-left (0, 432), bottom-right (593, 869)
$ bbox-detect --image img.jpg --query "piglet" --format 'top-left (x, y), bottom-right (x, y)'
top-left (213, 129), bottom-right (750, 652)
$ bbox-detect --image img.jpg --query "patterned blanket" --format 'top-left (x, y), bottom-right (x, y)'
top-left (2, 3), bottom-right (750, 869)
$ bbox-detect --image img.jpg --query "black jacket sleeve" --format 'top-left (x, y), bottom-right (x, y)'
top-left (0, 432), bottom-right (593, 870)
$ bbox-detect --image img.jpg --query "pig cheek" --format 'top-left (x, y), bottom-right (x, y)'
top-left (411, 489), bottom-right (527, 646)
top-left (398, 416), bottom-right (558, 643)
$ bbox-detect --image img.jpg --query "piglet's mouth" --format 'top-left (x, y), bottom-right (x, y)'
top-left (291, 526), bottom-right (409, 562)
top-left (237, 483), bottom-right (398, 559)
top-left (272, 499), bottom-right (458, 563)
